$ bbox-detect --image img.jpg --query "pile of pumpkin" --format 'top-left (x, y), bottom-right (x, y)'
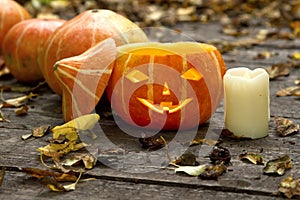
top-left (1, 0), bottom-right (226, 130)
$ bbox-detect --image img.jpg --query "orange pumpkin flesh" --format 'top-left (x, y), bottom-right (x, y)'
top-left (0, 0), bottom-right (31, 51)
top-left (54, 38), bottom-right (117, 122)
top-left (41, 9), bottom-right (148, 95)
top-left (2, 18), bottom-right (65, 83)
top-left (106, 42), bottom-right (226, 130)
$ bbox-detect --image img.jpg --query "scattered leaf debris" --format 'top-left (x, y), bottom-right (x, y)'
top-left (276, 86), bottom-right (300, 97)
top-left (274, 116), bottom-right (299, 136)
top-left (288, 52), bottom-right (300, 60)
top-left (263, 155), bottom-right (292, 175)
top-left (14, 105), bottom-right (29, 116)
top-left (37, 170), bottom-right (82, 192)
top-left (295, 78), bottom-right (300, 85)
top-left (254, 51), bottom-right (278, 60)
top-left (189, 138), bottom-right (220, 147)
top-left (221, 128), bottom-right (251, 139)
top-left (0, 92), bottom-right (37, 108)
top-left (0, 109), bottom-right (9, 122)
top-left (209, 146), bottom-right (231, 165)
top-left (32, 125), bottom-right (51, 138)
top-left (171, 152), bottom-right (199, 166)
top-left (265, 64), bottom-right (291, 80)
top-left (278, 175), bottom-right (300, 199)
top-left (175, 165), bottom-right (206, 176)
top-left (28, 114), bottom-right (100, 191)
top-left (21, 167), bottom-right (78, 182)
top-left (22, 125), bottom-right (51, 140)
top-left (139, 134), bottom-right (166, 150)
top-left (198, 163), bottom-right (227, 180)
top-left (239, 152), bottom-right (265, 165)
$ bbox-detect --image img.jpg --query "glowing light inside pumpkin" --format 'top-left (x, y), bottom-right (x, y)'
top-left (137, 97), bottom-right (193, 114)
top-left (181, 68), bottom-right (202, 81)
top-left (163, 82), bottom-right (171, 95)
top-left (125, 69), bottom-right (149, 83)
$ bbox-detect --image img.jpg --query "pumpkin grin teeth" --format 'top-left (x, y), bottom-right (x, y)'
top-left (137, 97), bottom-right (193, 114)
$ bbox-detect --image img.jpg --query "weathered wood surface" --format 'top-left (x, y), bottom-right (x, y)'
top-left (0, 21), bottom-right (300, 199)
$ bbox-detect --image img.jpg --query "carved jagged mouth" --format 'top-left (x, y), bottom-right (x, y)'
top-left (137, 97), bottom-right (193, 114)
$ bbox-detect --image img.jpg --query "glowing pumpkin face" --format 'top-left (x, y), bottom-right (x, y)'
top-left (106, 42), bottom-right (226, 130)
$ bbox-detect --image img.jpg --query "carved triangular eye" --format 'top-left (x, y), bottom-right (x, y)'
top-left (181, 68), bottom-right (202, 81)
top-left (125, 69), bottom-right (149, 83)
top-left (163, 82), bottom-right (170, 95)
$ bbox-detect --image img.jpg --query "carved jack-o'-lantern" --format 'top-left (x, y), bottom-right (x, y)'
top-left (106, 42), bottom-right (227, 130)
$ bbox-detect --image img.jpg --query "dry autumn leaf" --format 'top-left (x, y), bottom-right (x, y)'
top-left (239, 153), bottom-right (265, 165)
top-left (209, 146), bottom-right (231, 165)
top-left (32, 125), bottom-right (51, 138)
top-left (198, 163), bottom-right (227, 180)
top-left (274, 116), bottom-right (299, 136)
top-left (189, 138), bottom-right (220, 146)
top-left (0, 92), bottom-right (37, 108)
top-left (263, 155), bottom-right (292, 175)
top-left (14, 105), bottom-right (28, 116)
top-left (290, 21), bottom-right (300, 37)
top-left (139, 135), bottom-right (166, 150)
top-left (276, 86), bottom-right (300, 97)
top-left (265, 64), bottom-right (291, 80)
top-left (288, 52), bottom-right (300, 60)
top-left (0, 109), bottom-right (9, 122)
top-left (278, 176), bottom-right (300, 199)
top-left (38, 170), bottom-right (82, 192)
top-left (37, 141), bottom-right (88, 158)
top-left (51, 113), bottom-right (100, 140)
top-left (21, 167), bottom-right (78, 182)
top-left (295, 78), bottom-right (300, 85)
top-left (61, 153), bottom-right (97, 170)
top-left (171, 152), bottom-right (198, 166)
top-left (175, 165), bottom-right (206, 176)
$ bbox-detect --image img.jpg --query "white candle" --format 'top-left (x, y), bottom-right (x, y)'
top-left (224, 67), bottom-right (270, 139)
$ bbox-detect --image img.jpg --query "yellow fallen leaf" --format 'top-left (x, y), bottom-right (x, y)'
top-left (52, 114), bottom-right (100, 140)
top-left (291, 52), bottom-right (300, 60)
top-left (1, 92), bottom-right (37, 108)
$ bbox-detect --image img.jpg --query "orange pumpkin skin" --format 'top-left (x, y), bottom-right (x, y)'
top-left (0, 0), bottom-right (31, 51)
top-left (2, 19), bottom-right (66, 83)
top-left (54, 38), bottom-right (117, 122)
top-left (106, 42), bottom-right (227, 130)
top-left (41, 9), bottom-right (148, 95)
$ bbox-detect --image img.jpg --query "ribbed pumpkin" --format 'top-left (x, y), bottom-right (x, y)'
top-left (106, 42), bottom-right (227, 130)
top-left (0, 0), bottom-right (31, 51)
top-left (41, 9), bottom-right (148, 95)
top-left (2, 18), bottom-right (66, 83)
top-left (54, 38), bottom-right (116, 122)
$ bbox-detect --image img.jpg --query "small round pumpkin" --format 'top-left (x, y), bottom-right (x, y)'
top-left (41, 9), bottom-right (148, 95)
top-left (106, 42), bottom-right (227, 130)
top-left (2, 18), bottom-right (66, 83)
top-left (0, 0), bottom-right (31, 51)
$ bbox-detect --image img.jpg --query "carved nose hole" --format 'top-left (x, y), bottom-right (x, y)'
top-left (162, 82), bottom-right (170, 95)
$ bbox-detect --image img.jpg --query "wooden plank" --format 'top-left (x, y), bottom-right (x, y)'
top-left (0, 171), bottom-right (278, 200)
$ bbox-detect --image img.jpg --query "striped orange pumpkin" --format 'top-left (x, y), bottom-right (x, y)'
top-left (54, 38), bottom-right (117, 122)
top-left (2, 18), bottom-right (65, 83)
top-left (106, 42), bottom-right (227, 130)
top-left (41, 9), bottom-right (148, 95)
top-left (0, 0), bottom-right (31, 51)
